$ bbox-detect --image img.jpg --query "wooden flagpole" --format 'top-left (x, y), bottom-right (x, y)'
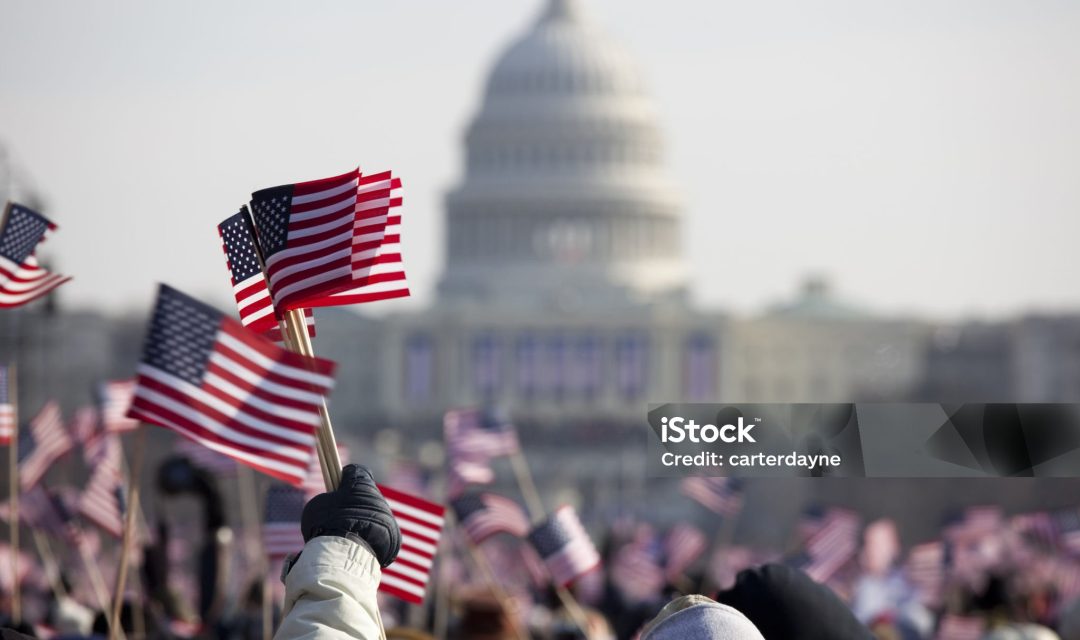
top-left (507, 450), bottom-right (591, 638)
top-left (8, 361), bottom-right (20, 624)
top-left (109, 426), bottom-right (146, 640)
top-left (31, 529), bottom-right (66, 601)
top-left (244, 206), bottom-right (385, 640)
top-left (464, 540), bottom-right (530, 640)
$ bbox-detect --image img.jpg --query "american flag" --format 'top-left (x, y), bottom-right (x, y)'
top-left (18, 401), bottom-right (72, 490)
top-left (0, 365), bottom-right (13, 445)
top-left (377, 484), bottom-right (445, 605)
top-left (78, 434), bottom-right (126, 538)
top-left (217, 209), bottom-right (314, 342)
top-left (906, 541), bottom-right (945, 606)
top-left (323, 171), bottom-right (409, 306)
top-left (527, 506), bottom-right (600, 587)
top-left (611, 538), bottom-right (665, 603)
top-left (1011, 511), bottom-right (1058, 551)
top-left (444, 407), bottom-right (519, 497)
top-left (99, 379), bottom-right (140, 433)
top-left (249, 169), bottom-right (402, 311)
top-left (126, 285), bottom-right (335, 486)
top-left (19, 486), bottom-right (65, 532)
top-left (445, 407), bottom-right (519, 459)
top-left (680, 477), bottom-right (744, 516)
top-left (794, 507), bottom-right (861, 584)
top-left (664, 523), bottom-right (707, 581)
top-left (935, 614), bottom-right (984, 640)
top-left (0, 203), bottom-right (70, 308)
top-left (451, 492), bottom-right (530, 545)
top-left (263, 484), bottom-right (305, 559)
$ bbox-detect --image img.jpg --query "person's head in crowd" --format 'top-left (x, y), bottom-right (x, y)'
top-left (717, 563), bottom-right (874, 640)
top-left (639, 594), bottom-right (764, 640)
top-left (983, 624), bottom-right (1061, 640)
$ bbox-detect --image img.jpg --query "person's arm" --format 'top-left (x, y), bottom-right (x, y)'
top-left (275, 465), bottom-right (402, 640)
top-left (276, 536), bottom-right (383, 640)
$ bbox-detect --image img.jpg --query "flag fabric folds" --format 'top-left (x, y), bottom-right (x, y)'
top-left (263, 484), bottom-right (306, 559)
top-left (0, 203), bottom-right (71, 308)
top-left (100, 379), bottom-right (140, 433)
top-left (0, 365), bottom-right (13, 445)
top-left (218, 209), bottom-right (314, 342)
top-left (444, 407), bottom-right (520, 496)
top-left (680, 477), bottom-right (744, 516)
top-left (527, 506), bottom-right (600, 587)
top-left (324, 171), bottom-right (409, 305)
top-left (18, 401), bottom-right (72, 491)
top-left (126, 284), bottom-right (335, 486)
top-left (377, 484), bottom-right (444, 605)
top-left (663, 523), bottom-right (707, 581)
top-left (173, 436), bottom-right (238, 477)
top-left (78, 434), bottom-right (126, 538)
top-left (451, 492), bottom-right (530, 545)
top-left (248, 169), bottom-right (368, 311)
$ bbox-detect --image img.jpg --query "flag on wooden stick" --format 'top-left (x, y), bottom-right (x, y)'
top-left (78, 434), bottom-right (126, 538)
top-left (99, 380), bottom-right (139, 433)
top-left (527, 506), bottom-right (600, 587)
top-left (0, 203), bottom-right (70, 308)
top-left (218, 209), bottom-right (314, 342)
top-left (451, 492), bottom-right (530, 545)
top-left (18, 401), bottom-right (71, 491)
top-left (377, 484), bottom-right (444, 605)
top-left (126, 284), bottom-right (335, 486)
top-left (0, 365), bottom-right (13, 446)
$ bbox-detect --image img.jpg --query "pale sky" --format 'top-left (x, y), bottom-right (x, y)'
top-left (2, 0), bottom-right (1079, 320)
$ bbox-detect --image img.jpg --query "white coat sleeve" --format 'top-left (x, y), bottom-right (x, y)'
top-left (274, 535), bottom-right (383, 640)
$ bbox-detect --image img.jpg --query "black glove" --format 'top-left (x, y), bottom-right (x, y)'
top-left (301, 464), bottom-right (401, 568)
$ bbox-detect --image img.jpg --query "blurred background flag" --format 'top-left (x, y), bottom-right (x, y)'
top-left (18, 401), bottom-right (71, 491)
top-left (680, 477), bottom-right (744, 517)
top-left (126, 284), bottom-right (334, 486)
top-left (78, 434), bottom-right (126, 538)
top-left (0, 203), bottom-right (70, 308)
top-left (324, 171), bottom-right (409, 306)
top-left (663, 522), bottom-right (707, 581)
top-left (262, 484), bottom-right (305, 560)
top-left (798, 507), bottom-right (862, 584)
top-left (527, 506), bottom-right (600, 588)
top-left (935, 614), bottom-right (984, 640)
top-left (451, 492), bottom-right (530, 545)
top-left (217, 209), bottom-right (314, 342)
top-left (99, 379), bottom-right (139, 433)
top-left (376, 483), bottom-right (444, 605)
top-left (0, 365), bottom-right (13, 445)
top-left (444, 407), bottom-right (519, 459)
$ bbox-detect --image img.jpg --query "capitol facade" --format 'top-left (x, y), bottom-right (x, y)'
top-left (318, 0), bottom-right (941, 431)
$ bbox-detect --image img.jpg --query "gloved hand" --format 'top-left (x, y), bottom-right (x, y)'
top-left (301, 464), bottom-right (401, 568)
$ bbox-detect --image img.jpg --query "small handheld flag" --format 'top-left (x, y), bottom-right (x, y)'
top-left (263, 484), bottom-right (306, 559)
top-left (0, 203), bottom-right (70, 308)
top-left (527, 506), bottom-right (600, 587)
top-left (18, 401), bottom-right (71, 491)
top-left (377, 484), bottom-right (444, 605)
top-left (451, 492), bottom-right (530, 545)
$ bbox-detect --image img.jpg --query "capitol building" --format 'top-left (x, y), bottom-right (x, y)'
top-left (318, 0), bottom-right (940, 431)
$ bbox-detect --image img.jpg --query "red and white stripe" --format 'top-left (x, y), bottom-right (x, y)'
top-left (128, 318), bottom-right (334, 487)
top-left (258, 170), bottom-right (365, 311)
top-left (263, 521), bottom-right (305, 559)
top-left (533, 506), bottom-right (601, 587)
top-left (664, 523), bottom-right (707, 580)
top-left (101, 379), bottom-right (140, 433)
top-left (377, 484), bottom-right (444, 605)
top-left (78, 435), bottom-right (125, 538)
top-left (935, 614), bottom-right (984, 640)
top-left (19, 401), bottom-right (72, 491)
top-left (321, 171), bottom-right (408, 306)
top-left (0, 251), bottom-right (70, 309)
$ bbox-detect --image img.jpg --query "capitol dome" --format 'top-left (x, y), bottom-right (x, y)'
top-left (439, 0), bottom-right (689, 309)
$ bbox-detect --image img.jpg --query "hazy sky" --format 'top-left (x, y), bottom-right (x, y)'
top-left (2, 0), bottom-right (1079, 320)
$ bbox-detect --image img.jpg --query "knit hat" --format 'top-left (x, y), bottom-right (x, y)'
top-left (641, 595), bottom-right (766, 640)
